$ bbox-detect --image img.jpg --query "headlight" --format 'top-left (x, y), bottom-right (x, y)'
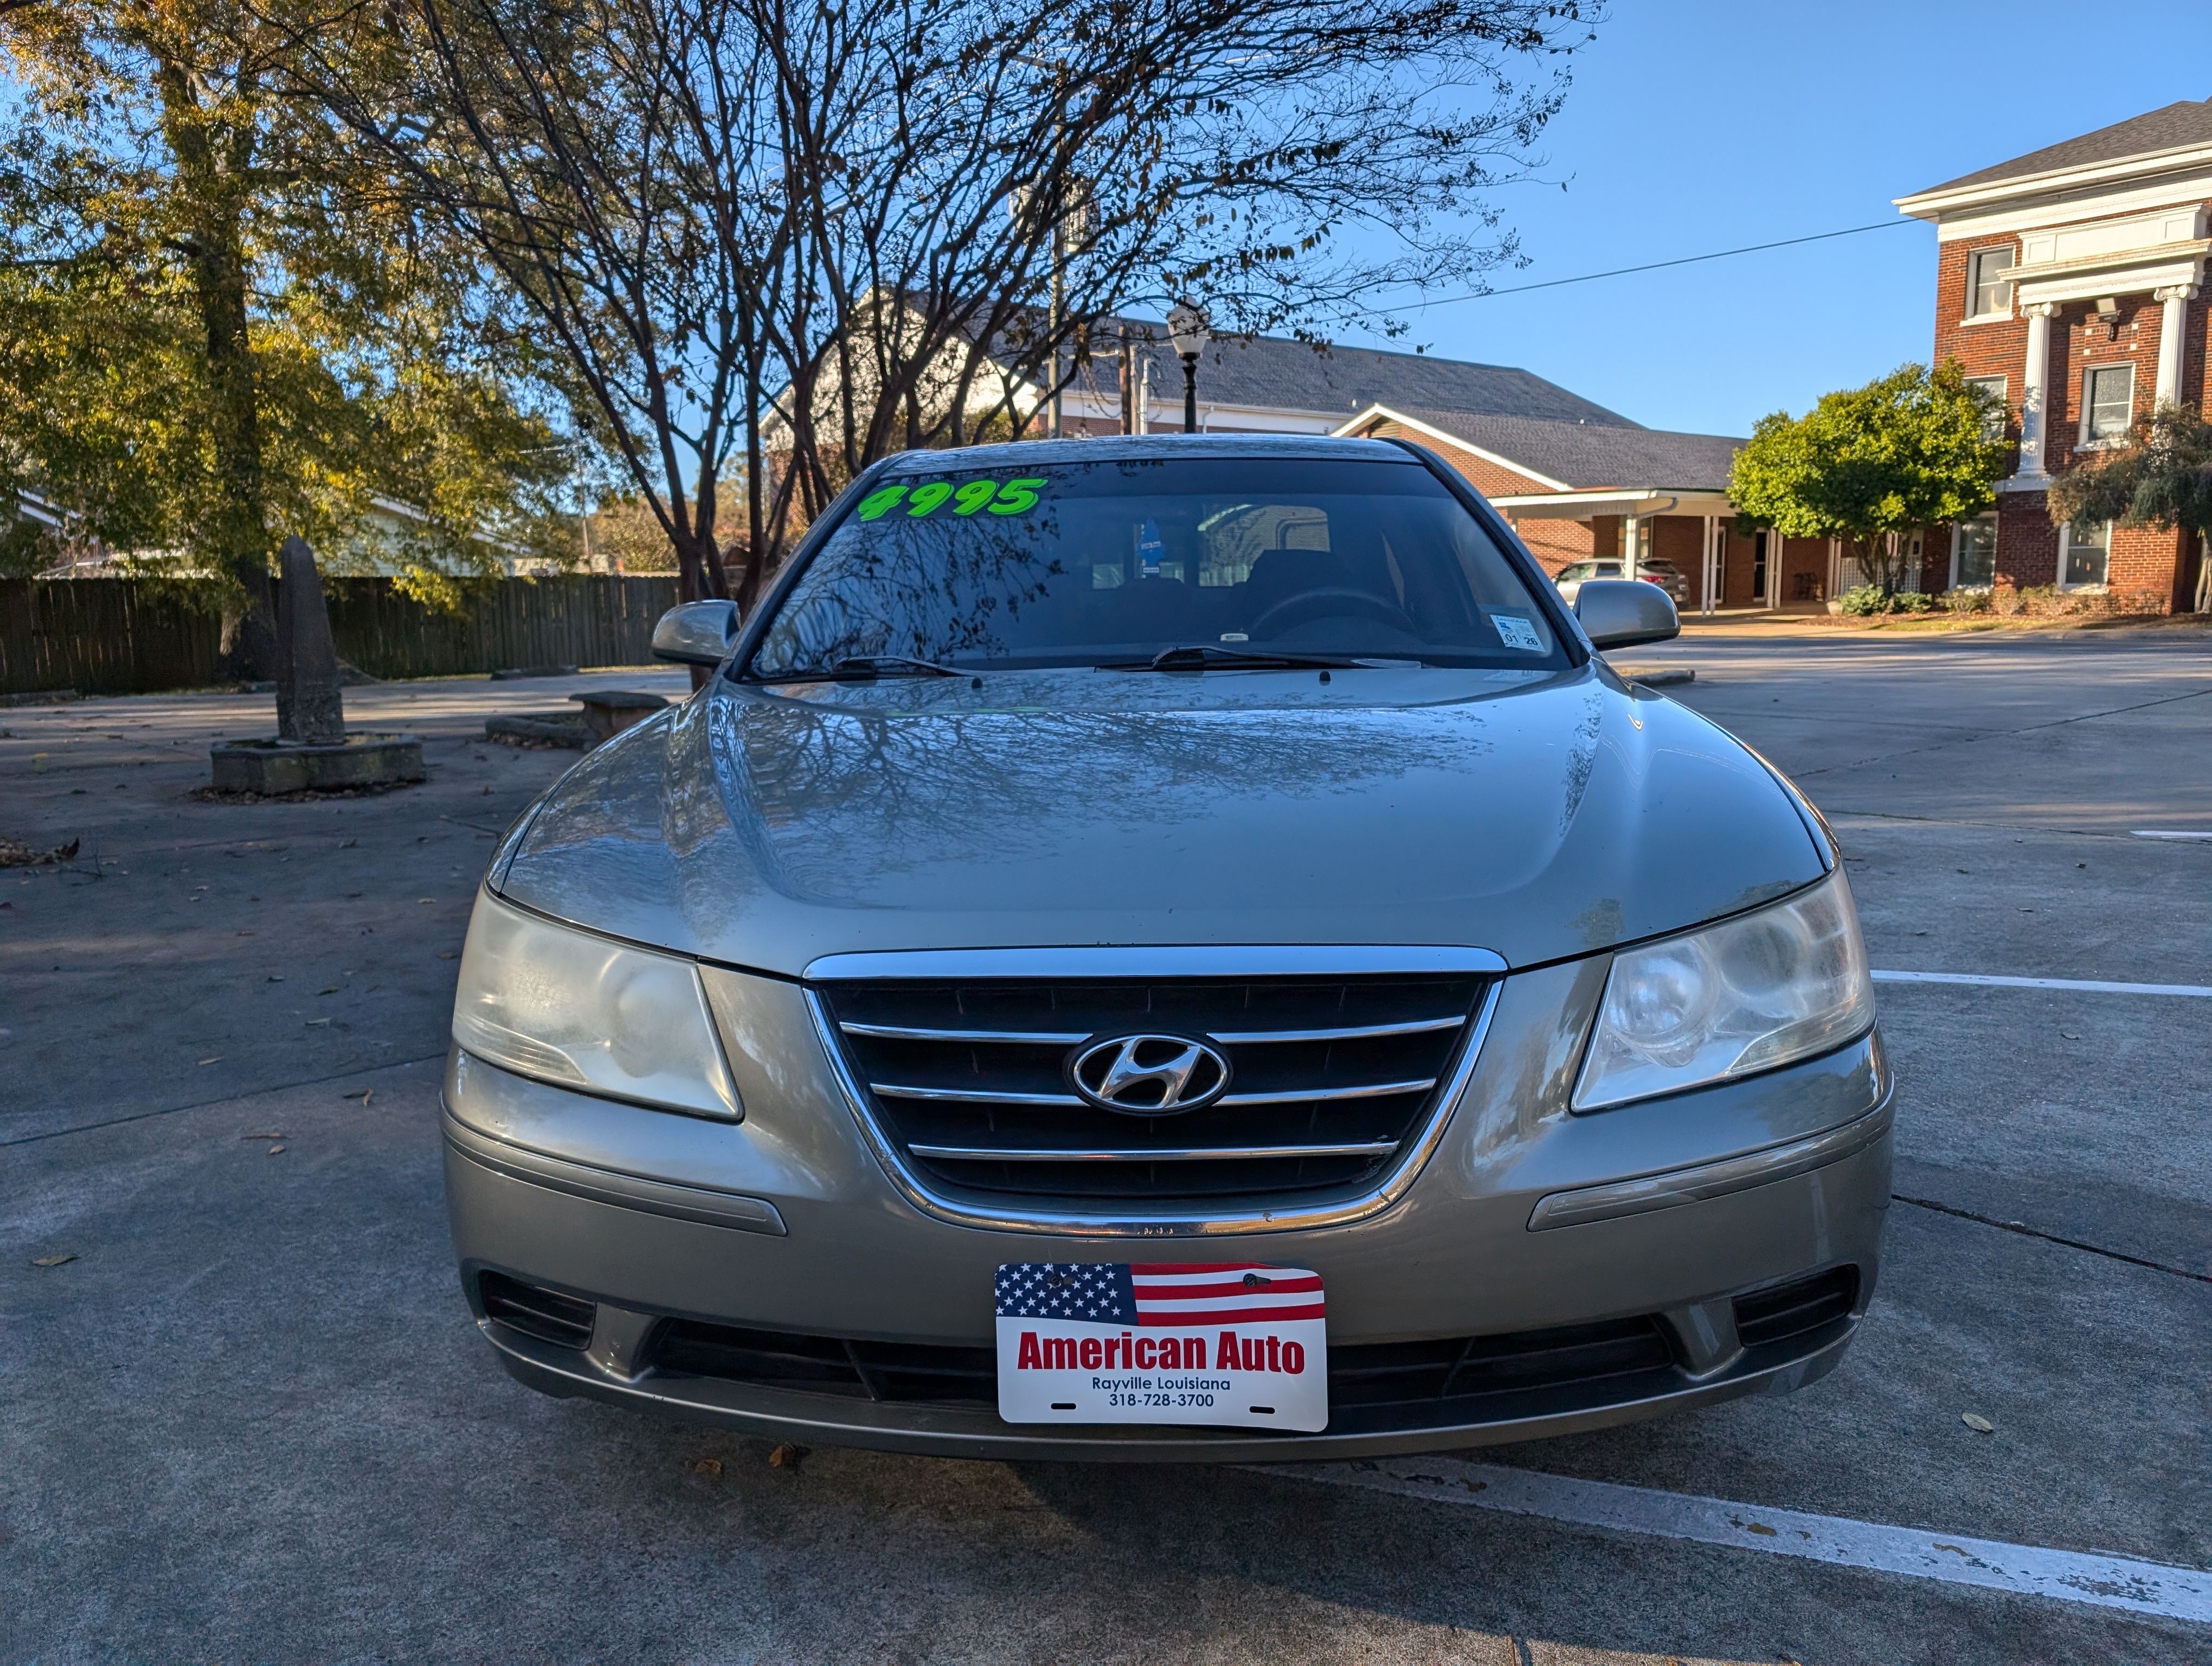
top-left (1573, 871), bottom-right (1874, 1112)
top-left (452, 890), bottom-right (741, 1120)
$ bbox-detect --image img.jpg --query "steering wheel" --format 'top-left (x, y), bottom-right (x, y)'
top-left (1248, 587), bottom-right (1417, 640)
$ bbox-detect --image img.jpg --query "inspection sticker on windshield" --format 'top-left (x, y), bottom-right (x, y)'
top-left (995, 1263), bottom-right (1327, 1431)
top-left (1490, 612), bottom-right (1544, 652)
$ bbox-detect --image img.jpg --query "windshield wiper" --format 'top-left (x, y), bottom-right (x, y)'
top-left (759, 654), bottom-right (962, 682)
top-left (1098, 644), bottom-right (1363, 673)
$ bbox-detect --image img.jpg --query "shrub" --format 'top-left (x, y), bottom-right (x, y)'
top-left (1838, 585), bottom-right (1936, 616)
top-left (1942, 589), bottom-right (1990, 613)
top-left (1836, 583), bottom-right (1889, 616)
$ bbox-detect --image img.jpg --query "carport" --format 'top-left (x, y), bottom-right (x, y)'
top-left (1486, 486), bottom-right (1738, 613)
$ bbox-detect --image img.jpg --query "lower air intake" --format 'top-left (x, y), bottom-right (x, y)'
top-left (653, 1320), bottom-right (998, 1405)
top-left (479, 1270), bottom-right (595, 1349)
top-left (1733, 1266), bottom-right (1860, 1349)
top-left (1327, 1316), bottom-right (1677, 1411)
top-left (647, 1313), bottom-right (1681, 1415)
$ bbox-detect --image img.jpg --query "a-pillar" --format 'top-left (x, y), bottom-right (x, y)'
top-left (2154, 285), bottom-right (2198, 408)
top-left (2018, 302), bottom-right (2062, 479)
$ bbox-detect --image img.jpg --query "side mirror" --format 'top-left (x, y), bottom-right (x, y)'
top-left (1574, 579), bottom-right (1679, 651)
top-left (652, 600), bottom-right (741, 667)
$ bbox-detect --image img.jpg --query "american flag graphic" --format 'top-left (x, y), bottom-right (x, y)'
top-left (995, 1263), bottom-right (1326, 1328)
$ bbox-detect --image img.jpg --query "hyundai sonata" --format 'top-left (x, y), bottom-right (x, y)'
top-left (443, 434), bottom-right (1888, 1459)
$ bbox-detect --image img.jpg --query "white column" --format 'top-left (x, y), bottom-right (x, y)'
top-left (1702, 514), bottom-right (1718, 615)
top-left (1623, 515), bottom-right (1640, 581)
top-left (2018, 302), bottom-right (2061, 478)
top-left (2154, 285), bottom-right (2197, 409)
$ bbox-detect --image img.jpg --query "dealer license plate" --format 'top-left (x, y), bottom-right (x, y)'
top-left (994, 1262), bottom-right (1328, 1432)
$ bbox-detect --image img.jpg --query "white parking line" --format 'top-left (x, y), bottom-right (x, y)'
top-left (1257, 1458), bottom-right (2212, 1623)
top-left (2133, 830), bottom-right (2212, 841)
top-left (1871, 969), bottom-right (2212, 997)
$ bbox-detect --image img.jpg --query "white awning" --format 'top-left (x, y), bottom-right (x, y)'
top-left (1486, 489), bottom-right (1735, 520)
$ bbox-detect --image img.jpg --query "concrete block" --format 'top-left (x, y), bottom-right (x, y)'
top-left (208, 733), bottom-right (427, 794)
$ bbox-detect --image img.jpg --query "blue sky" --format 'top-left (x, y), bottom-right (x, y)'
top-left (1339, 0), bottom-right (2212, 438)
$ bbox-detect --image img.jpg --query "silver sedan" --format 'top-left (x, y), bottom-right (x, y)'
top-left (443, 435), bottom-right (1889, 1460)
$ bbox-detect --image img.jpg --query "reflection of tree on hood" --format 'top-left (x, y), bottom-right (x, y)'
top-left (705, 673), bottom-right (1549, 895)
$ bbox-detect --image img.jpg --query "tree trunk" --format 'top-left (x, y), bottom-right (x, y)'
top-left (158, 59), bottom-right (274, 683)
top-left (1859, 535), bottom-right (1896, 597)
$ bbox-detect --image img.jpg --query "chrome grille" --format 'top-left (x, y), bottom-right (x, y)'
top-left (812, 971), bottom-right (1493, 1207)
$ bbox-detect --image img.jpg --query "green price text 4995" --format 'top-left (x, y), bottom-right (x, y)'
top-left (856, 477), bottom-right (1046, 523)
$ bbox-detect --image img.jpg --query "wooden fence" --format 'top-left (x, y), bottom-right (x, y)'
top-left (0, 575), bottom-right (682, 695)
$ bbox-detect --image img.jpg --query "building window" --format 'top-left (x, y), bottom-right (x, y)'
top-left (1952, 515), bottom-right (1997, 589)
top-left (2060, 521), bottom-right (2109, 589)
top-left (2084, 364), bottom-right (2134, 443)
top-left (1965, 375), bottom-right (2008, 440)
top-left (1967, 247), bottom-right (2015, 319)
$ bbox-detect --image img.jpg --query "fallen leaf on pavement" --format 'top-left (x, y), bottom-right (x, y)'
top-left (198, 1056), bottom-right (222, 1066)
top-left (304, 1017), bottom-right (330, 1027)
top-left (33, 1254), bottom-right (76, 1268)
top-left (317, 986), bottom-right (339, 996)
top-left (1962, 1412), bottom-right (1995, 1433)
top-left (268, 1145), bottom-right (285, 1155)
top-left (691, 1457), bottom-right (723, 1478)
top-left (0, 836), bottom-right (81, 867)
top-left (242, 1133), bottom-right (288, 1139)
top-left (768, 1443), bottom-right (809, 1470)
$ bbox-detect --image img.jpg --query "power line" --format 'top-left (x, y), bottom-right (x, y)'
top-left (1410, 218), bottom-right (1919, 309)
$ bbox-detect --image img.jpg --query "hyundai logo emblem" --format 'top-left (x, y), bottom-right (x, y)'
top-left (1069, 1034), bottom-right (1230, 1115)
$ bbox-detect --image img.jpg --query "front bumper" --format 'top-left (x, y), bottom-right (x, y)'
top-left (467, 1278), bottom-right (1865, 1463)
top-left (441, 956), bottom-right (1894, 1460)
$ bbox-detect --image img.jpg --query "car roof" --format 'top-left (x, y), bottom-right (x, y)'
top-left (880, 433), bottom-right (1419, 476)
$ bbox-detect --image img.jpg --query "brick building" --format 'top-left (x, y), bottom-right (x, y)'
top-left (1327, 405), bottom-right (1783, 610)
top-left (1898, 99), bottom-right (2212, 611)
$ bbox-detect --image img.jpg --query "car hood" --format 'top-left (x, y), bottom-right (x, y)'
top-left (497, 663), bottom-right (1828, 975)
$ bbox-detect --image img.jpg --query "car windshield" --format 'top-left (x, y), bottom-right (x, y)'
top-left (742, 456), bottom-right (1571, 678)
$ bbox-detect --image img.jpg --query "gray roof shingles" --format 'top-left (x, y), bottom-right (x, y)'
top-left (1068, 324), bottom-right (1642, 428)
top-left (1384, 408), bottom-right (1742, 491)
top-left (1911, 99), bottom-right (2212, 198)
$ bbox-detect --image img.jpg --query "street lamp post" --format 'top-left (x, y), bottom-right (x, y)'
top-left (1167, 300), bottom-right (1208, 434)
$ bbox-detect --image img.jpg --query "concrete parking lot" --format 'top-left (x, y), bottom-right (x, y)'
top-left (4, 631), bottom-right (2208, 1664)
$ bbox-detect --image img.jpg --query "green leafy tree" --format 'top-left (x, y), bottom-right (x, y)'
top-left (2049, 403), bottom-right (2212, 613)
top-left (0, 0), bottom-right (576, 664)
top-left (1729, 362), bottom-right (2010, 596)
